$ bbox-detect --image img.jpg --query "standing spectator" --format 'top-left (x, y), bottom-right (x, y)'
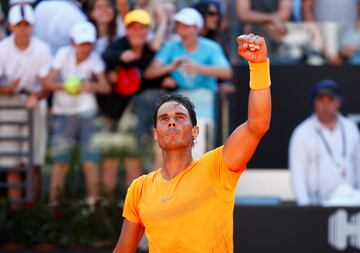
top-left (0, 4), bottom-right (51, 202)
top-left (101, 9), bottom-right (168, 196)
top-left (145, 7), bottom-right (232, 159)
top-left (289, 80), bottom-right (360, 206)
top-left (302, 0), bottom-right (359, 64)
top-left (45, 21), bottom-right (110, 205)
top-left (34, 0), bottom-right (87, 54)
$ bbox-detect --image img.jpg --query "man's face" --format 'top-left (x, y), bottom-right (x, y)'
top-left (74, 42), bottom-right (94, 59)
top-left (9, 21), bottom-right (32, 40)
top-left (127, 22), bottom-right (149, 48)
top-left (314, 95), bottom-right (341, 122)
top-left (153, 101), bottom-right (198, 150)
top-left (175, 22), bottom-right (198, 41)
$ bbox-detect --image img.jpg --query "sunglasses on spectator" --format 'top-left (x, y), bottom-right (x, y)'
top-left (207, 11), bottom-right (220, 16)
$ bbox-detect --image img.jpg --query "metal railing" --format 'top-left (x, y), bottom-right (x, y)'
top-left (0, 105), bottom-right (34, 203)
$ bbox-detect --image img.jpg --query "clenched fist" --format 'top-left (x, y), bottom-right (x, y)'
top-left (237, 34), bottom-right (268, 63)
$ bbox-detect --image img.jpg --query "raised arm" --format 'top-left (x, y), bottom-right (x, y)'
top-left (113, 219), bottom-right (145, 253)
top-left (149, 5), bottom-right (168, 52)
top-left (223, 34), bottom-right (271, 171)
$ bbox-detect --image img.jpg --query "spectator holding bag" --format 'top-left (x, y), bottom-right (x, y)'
top-left (101, 9), bottom-right (169, 195)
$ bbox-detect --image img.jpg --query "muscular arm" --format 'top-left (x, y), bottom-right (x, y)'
top-left (113, 219), bottom-right (145, 253)
top-left (149, 6), bottom-right (168, 52)
top-left (223, 34), bottom-right (271, 171)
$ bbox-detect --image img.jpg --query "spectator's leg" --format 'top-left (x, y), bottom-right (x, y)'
top-left (49, 115), bottom-right (76, 204)
top-left (79, 112), bottom-right (100, 203)
top-left (31, 165), bottom-right (41, 202)
top-left (124, 157), bottom-right (142, 188)
top-left (82, 161), bottom-right (100, 202)
top-left (101, 158), bottom-right (119, 197)
top-left (7, 171), bottom-right (22, 201)
top-left (49, 162), bottom-right (69, 204)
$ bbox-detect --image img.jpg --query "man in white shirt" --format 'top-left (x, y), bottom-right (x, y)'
top-left (0, 4), bottom-right (52, 202)
top-left (34, 0), bottom-right (87, 54)
top-left (289, 80), bottom-right (360, 205)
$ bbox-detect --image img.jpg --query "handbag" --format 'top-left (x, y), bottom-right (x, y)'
top-left (114, 67), bottom-right (141, 96)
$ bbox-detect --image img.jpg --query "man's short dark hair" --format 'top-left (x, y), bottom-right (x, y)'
top-left (153, 94), bottom-right (197, 128)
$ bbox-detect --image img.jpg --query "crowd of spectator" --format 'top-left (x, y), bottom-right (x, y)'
top-left (0, 0), bottom-right (235, 207)
top-left (0, 0), bottom-right (359, 210)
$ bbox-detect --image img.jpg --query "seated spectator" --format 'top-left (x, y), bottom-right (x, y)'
top-left (44, 21), bottom-right (110, 206)
top-left (100, 9), bottom-right (168, 197)
top-left (289, 80), bottom-right (360, 206)
top-left (0, 4), bottom-right (51, 203)
top-left (145, 7), bottom-right (232, 159)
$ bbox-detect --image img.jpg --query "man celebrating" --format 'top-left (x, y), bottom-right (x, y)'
top-left (113, 33), bottom-right (271, 252)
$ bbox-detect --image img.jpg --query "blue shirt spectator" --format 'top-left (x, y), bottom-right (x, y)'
top-left (155, 36), bottom-right (229, 91)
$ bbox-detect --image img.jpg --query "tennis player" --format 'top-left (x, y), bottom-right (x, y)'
top-left (113, 33), bottom-right (271, 253)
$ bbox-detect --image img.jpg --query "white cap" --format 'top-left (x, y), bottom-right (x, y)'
top-left (71, 21), bottom-right (96, 44)
top-left (174, 8), bottom-right (203, 30)
top-left (10, 0), bottom-right (35, 5)
top-left (8, 4), bottom-right (35, 25)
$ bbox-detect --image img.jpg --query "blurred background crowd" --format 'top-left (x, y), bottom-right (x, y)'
top-left (0, 0), bottom-right (360, 252)
top-left (0, 0), bottom-right (359, 251)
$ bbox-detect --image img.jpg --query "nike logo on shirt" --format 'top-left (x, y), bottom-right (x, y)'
top-left (160, 195), bottom-right (175, 203)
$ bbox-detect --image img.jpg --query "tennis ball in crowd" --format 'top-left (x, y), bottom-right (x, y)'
top-left (64, 76), bottom-right (82, 95)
